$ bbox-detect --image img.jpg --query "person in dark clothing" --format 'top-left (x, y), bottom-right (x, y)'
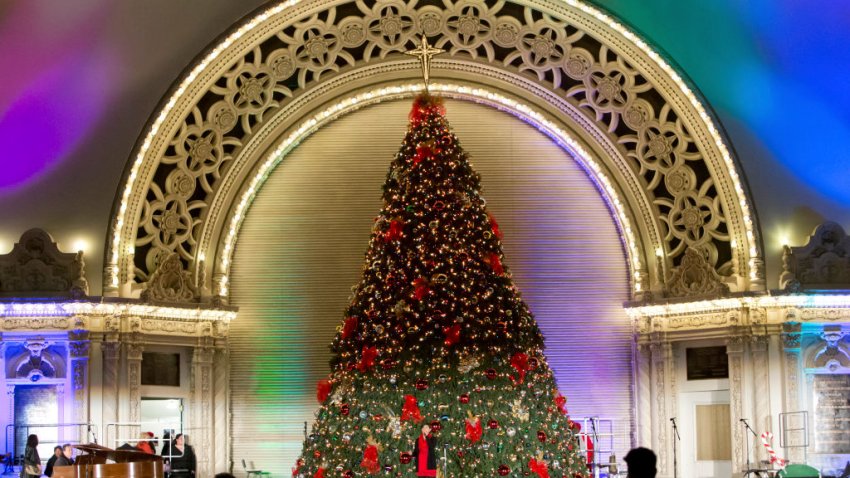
top-left (22, 434), bottom-right (41, 478)
top-left (411, 424), bottom-right (438, 477)
top-left (214, 474), bottom-right (235, 478)
top-left (168, 434), bottom-right (196, 478)
top-left (44, 446), bottom-right (62, 477)
top-left (624, 447), bottom-right (657, 478)
top-left (55, 444), bottom-right (74, 467)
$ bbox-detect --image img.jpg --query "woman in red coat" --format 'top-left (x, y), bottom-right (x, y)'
top-left (411, 424), bottom-right (438, 477)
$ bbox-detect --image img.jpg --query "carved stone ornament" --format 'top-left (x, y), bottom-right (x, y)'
top-left (811, 327), bottom-right (850, 370)
top-left (15, 338), bottom-right (57, 381)
top-left (108, 0), bottom-right (762, 301)
top-left (664, 247), bottom-right (730, 298)
top-left (140, 252), bottom-right (198, 303)
top-left (780, 221), bottom-right (850, 290)
top-left (0, 228), bottom-right (88, 298)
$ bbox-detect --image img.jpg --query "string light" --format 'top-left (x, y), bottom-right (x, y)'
top-left (625, 293), bottom-right (850, 319)
top-left (218, 83), bottom-right (643, 298)
top-left (108, 0), bottom-right (758, 295)
top-left (0, 299), bottom-right (235, 321)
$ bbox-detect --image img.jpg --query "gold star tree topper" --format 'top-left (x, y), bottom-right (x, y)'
top-left (405, 35), bottom-right (444, 92)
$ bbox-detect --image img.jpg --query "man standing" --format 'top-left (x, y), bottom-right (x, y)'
top-left (624, 447), bottom-right (657, 478)
top-left (44, 446), bottom-right (62, 477)
top-left (411, 424), bottom-right (438, 477)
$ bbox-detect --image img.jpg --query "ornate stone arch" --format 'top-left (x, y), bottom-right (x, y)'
top-left (105, 0), bottom-right (763, 303)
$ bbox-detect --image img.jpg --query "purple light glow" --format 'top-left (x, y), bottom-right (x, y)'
top-left (0, 48), bottom-right (114, 194)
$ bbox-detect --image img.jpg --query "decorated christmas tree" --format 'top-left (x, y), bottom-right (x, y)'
top-left (292, 93), bottom-right (588, 478)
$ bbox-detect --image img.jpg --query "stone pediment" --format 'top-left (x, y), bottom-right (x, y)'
top-left (780, 222), bottom-right (850, 291)
top-left (0, 229), bottom-right (88, 298)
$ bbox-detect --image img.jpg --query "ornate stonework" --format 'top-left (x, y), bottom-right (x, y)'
top-left (664, 247), bottom-right (730, 298)
top-left (140, 253), bottom-right (197, 303)
top-left (0, 229), bottom-right (88, 298)
top-left (107, 0), bottom-right (762, 302)
top-left (780, 221), bottom-right (850, 291)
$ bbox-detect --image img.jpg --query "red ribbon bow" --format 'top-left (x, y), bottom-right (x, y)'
top-left (360, 445), bottom-right (380, 474)
top-left (487, 252), bottom-right (504, 275)
top-left (342, 316), bottom-right (358, 340)
top-left (413, 278), bottom-right (430, 301)
top-left (401, 394), bottom-right (422, 422)
top-left (489, 213), bottom-right (504, 240)
top-left (316, 379), bottom-right (332, 403)
top-left (555, 393), bottom-right (568, 415)
top-left (510, 352), bottom-right (530, 385)
top-left (357, 346), bottom-right (378, 372)
top-left (384, 219), bottom-right (404, 242)
top-left (314, 468), bottom-right (325, 478)
top-left (529, 459), bottom-right (550, 478)
top-left (464, 417), bottom-right (483, 443)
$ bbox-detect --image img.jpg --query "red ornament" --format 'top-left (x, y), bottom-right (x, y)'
top-left (400, 452), bottom-right (412, 464)
top-left (343, 471), bottom-right (354, 478)
top-left (485, 368), bottom-right (497, 380)
top-left (292, 458), bottom-right (304, 477)
top-left (342, 316), bottom-right (358, 339)
top-left (313, 467), bottom-right (325, 478)
top-left (341, 403), bottom-right (350, 416)
top-left (537, 430), bottom-right (547, 442)
top-left (498, 465), bottom-right (511, 476)
top-left (488, 419), bottom-right (499, 429)
top-left (400, 395), bottom-right (422, 422)
top-left (430, 420), bottom-right (442, 431)
top-left (415, 379), bottom-right (429, 390)
top-left (413, 278), bottom-right (431, 301)
top-left (316, 379), bottom-right (332, 403)
top-left (457, 450), bottom-right (464, 457)
top-left (529, 357), bottom-right (539, 370)
top-left (459, 393), bottom-right (470, 404)
top-left (357, 346), bottom-right (379, 372)
top-left (381, 358), bottom-right (396, 370)
top-left (443, 324), bottom-right (461, 347)
top-left (313, 450), bottom-right (322, 459)
top-left (373, 414), bottom-right (383, 421)
top-left (384, 219), bottom-right (405, 242)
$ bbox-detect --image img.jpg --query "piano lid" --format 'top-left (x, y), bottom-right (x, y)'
top-left (72, 443), bottom-right (161, 463)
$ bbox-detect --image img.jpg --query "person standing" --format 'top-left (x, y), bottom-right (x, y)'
top-left (56, 444), bottom-right (74, 467)
top-left (44, 446), bottom-right (62, 477)
top-left (21, 434), bottom-right (41, 478)
top-left (624, 447), bottom-right (657, 478)
top-left (168, 434), bottom-right (196, 478)
top-left (411, 424), bottom-right (438, 478)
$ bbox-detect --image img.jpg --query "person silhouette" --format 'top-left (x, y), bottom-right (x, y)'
top-left (624, 447), bottom-right (657, 478)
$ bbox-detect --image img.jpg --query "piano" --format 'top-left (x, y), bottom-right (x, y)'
top-left (53, 443), bottom-right (163, 478)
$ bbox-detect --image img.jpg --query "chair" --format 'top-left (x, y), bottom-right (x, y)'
top-left (242, 459), bottom-right (269, 477)
top-left (778, 464), bottom-right (821, 478)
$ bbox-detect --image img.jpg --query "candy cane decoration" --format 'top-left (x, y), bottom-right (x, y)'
top-left (760, 432), bottom-right (787, 468)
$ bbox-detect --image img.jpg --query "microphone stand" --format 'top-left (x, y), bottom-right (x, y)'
top-left (590, 418), bottom-right (600, 478)
top-left (740, 419), bottom-right (759, 476)
top-left (670, 418), bottom-right (680, 478)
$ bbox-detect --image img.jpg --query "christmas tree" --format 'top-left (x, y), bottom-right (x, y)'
top-left (292, 94), bottom-right (588, 478)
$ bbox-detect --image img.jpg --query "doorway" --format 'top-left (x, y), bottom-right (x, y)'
top-left (140, 398), bottom-right (183, 454)
top-left (679, 390), bottom-right (732, 477)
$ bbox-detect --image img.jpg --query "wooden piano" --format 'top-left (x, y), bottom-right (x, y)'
top-left (53, 443), bottom-right (163, 478)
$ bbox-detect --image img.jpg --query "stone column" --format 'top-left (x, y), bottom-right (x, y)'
top-left (192, 346), bottom-right (214, 478)
top-left (751, 334), bottom-right (771, 464)
top-left (781, 322), bottom-right (803, 463)
top-left (68, 330), bottom-right (91, 428)
top-left (102, 341), bottom-right (121, 438)
top-left (726, 334), bottom-right (746, 475)
top-left (635, 342), bottom-right (652, 447)
top-left (650, 334), bottom-right (673, 477)
top-left (213, 347), bottom-right (229, 474)
top-left (126, 342), bottom-right (144, 430)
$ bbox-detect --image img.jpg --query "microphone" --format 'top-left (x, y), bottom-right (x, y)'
top-left (670, 417), bottom-right (676, 422)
